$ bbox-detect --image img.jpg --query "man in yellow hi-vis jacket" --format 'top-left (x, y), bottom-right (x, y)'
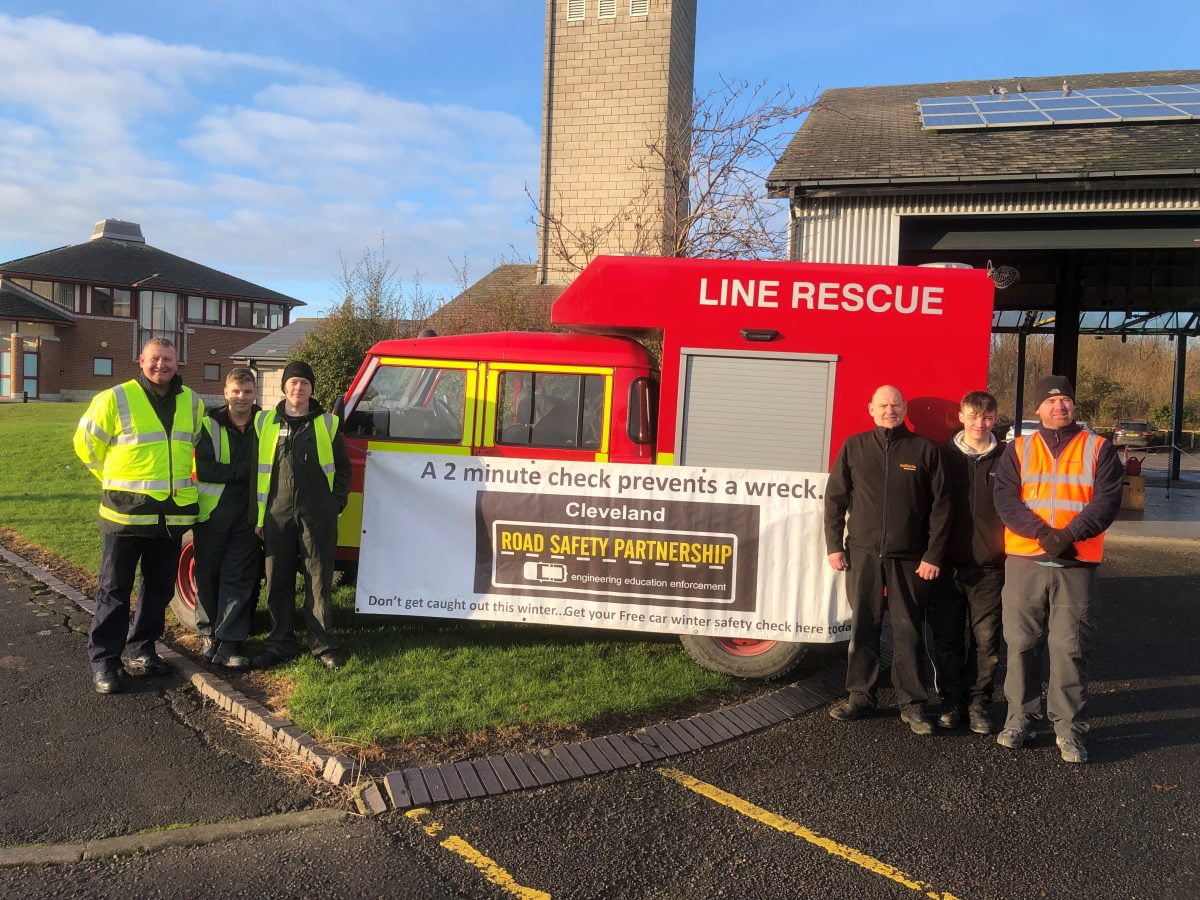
top-left (251, 360), bottom-right (350, 671)
top-left (74, 337), bottom-right (204, 694)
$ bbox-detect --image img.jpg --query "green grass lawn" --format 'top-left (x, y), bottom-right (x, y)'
top-left (1, 402), bottom-right (748, 745)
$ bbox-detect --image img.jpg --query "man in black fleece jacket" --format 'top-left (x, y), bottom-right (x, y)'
top-left (824, 385), bottom-right (951, 735)
top-left (992, 375), bottom-right (1123, 764)
top-left (930, 391), bottom-right (1006, 735)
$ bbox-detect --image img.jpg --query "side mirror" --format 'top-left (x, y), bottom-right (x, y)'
top-left (333, 395), bottom-right (346, 418)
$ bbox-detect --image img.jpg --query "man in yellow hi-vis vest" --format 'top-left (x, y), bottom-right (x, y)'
top-left (193, 367), bottom-right (261, 669)
top-left (74, 337), bottom-right (204, 694)
top-left (992, 375), bottom-right (1123, 763)
top-left (251, 360), bottom-right (350, 670)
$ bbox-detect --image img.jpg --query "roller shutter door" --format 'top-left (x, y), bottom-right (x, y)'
top-left (677, 352), bottom-right (834, 472)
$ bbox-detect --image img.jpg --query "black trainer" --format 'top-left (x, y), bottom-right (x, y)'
top-left (212, 641), bottom-right (251, 669)
top-left (936, 706), bottom-right (963, 730)
top-left (317, 650), bottom-right (345, 670)
top-left (126, 652), bottom-right (170, 676)
top-left (199, 636), bottom-right (217, 663)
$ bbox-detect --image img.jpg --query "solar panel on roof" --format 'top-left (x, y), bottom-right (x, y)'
top-left (919, 83), bottom-right (1200, 130)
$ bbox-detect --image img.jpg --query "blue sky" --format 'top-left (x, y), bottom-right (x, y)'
top-left (0, 1), bottom-right (1194, 314)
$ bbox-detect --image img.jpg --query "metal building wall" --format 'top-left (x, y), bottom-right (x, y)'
top-left (789, 189), bottom-right (1200, 264)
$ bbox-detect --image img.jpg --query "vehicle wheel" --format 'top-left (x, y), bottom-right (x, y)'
top-left (170, 530), bottom-right (199, 633)
top-left (678, 635), bottom-right (810, 680)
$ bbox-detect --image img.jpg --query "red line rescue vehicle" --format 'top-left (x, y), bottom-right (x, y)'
top-left (174, 255), bottom-right (994, 679)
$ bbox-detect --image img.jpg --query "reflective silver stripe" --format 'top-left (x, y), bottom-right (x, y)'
top-left (321, 413), bottom-right (335, 435)
top-left (82, 461), bottom-right (102, 471)
top-left (196, 483), bottom-right (223, 495)
top-left (257, 463), bottom-right (273, 474)
top-left (1024, 474), bottom-right (1091, 486)
top-left (1020, 434), bottom-right (1034, 473)
top-left (190, 391), bottom-right (202, 431)
top-left (103, 478), bottom-right (172, 491)
top-left (115, 431), bottom-right (167, 445)
top-left (256, 492), bottom-right (270, 503)
top-left (172, 477), bottom-right (194, 490)
top-left (320, 462), bottom-right (336, 475)
top-left (100, 509), bottom-right (159, 526)
top-left (1028, 499), bottom-right (1086, 512)
top-left (166, 515), bottom-right (197, 526)
top-left (112, 384), bottom-right (133, 433)
top-left (207, 418), bottom-right (221, 459)
top-left (172, 430), bottom-right (196, 442)
top-left (1082, 432), bottom-right (1099, 482)
top-left (83, 419), bottom-right (114, 445)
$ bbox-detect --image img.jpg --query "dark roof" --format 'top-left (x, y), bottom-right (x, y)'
top-left (0, 282), bottom-right (74, 324)
top-left (426, 264), bottom-right (566, 335)
top-left (0, 237), bottom-right (302, 305)
top-left (768, 69), bottom-right (1200, 193)
top-left (230, 318), bottom-right (325, 362)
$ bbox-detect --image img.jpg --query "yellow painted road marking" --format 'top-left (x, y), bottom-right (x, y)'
top-left (406, 808), bottom-right (550, 900)
top-left (657, 768), bottom-right (960, 900)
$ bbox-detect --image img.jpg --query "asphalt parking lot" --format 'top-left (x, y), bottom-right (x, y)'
top-left (1, 538), bottom-right (1196, 899)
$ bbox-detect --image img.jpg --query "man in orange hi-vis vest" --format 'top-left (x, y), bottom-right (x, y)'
top-left (992, 375), bottom-right (1123, 764)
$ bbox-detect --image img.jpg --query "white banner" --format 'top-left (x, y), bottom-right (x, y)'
top-left (356, 454), bottom-right (850, 643)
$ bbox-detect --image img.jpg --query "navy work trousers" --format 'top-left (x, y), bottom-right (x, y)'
top-left (928, 565), bottom-right (1004, 709)
top-left (193, 518), bottom-right (261, 643)
top-left (844, 548), bottom-right (930, 711)
top-left (87, 532), bottom-right (182, 674)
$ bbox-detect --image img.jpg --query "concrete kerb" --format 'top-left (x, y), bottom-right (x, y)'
top-left (0, 546), bottom-right (362, 793)
top-left (1, 544), bottom-right (848, 816)
top-left (0, 809), bottom-right (347, 869)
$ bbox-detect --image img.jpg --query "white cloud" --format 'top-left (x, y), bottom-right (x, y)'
top-left (0, 13), bottom-right (539, 311)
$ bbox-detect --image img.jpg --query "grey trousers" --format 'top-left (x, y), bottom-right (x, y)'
top-left (1001, 557), bottom-right (1097, 739)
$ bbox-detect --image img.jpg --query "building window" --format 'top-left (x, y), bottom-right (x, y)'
top-left (567, 0), bottom-right (585, 21)
top-left (235, 301), bottom-right (279, 329)
top-left (187, 295), bottom-right (221, 324)
top-left (93, 357), bottom-right (113, 377)
top-left (203, 363), bottom-right (220, 381)
top-left (10, 278), bottom-right (77, 311)
top-left (630, 0), bottom-right (649, 16)
top-left (138, 290), bottom-right (182, 356)
top-left (598, 0), bottom-right (616, 18)
top-left (92, 286), bottom-right (132, 317)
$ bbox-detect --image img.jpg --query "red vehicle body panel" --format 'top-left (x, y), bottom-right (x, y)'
top-left (551, 255), bottom-right (995, 462)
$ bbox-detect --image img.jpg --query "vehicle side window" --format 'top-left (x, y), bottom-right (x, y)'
top-left (347, 365), bottom-right (466, 442)
top-left (496, 371), bottom-right (604, 450)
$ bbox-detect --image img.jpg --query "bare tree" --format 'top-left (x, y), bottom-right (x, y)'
top-left (293, 237), bottom-right (440, 406)
top-left (532, 78), bottom-right (814, 275)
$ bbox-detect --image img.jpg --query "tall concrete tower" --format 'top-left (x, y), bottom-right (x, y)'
top-left (538, 0), bottom-right (697, 284)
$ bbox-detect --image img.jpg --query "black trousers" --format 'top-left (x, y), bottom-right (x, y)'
top-left (262, 513), bottom-right (339, 657)
top-left (844, 548), bottom-right (929, 710)
top-left (88, 532), bottom-right (181, 674)
top-left (928, 565), bottom-right (1004, 709)
top-left (193, 517), bottom-right (261, 643)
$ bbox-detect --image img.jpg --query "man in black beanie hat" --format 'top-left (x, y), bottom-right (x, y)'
top-left (992, 374), bottom-right (1123, 763)
top-left (251, 358), bottom-right (351, 670)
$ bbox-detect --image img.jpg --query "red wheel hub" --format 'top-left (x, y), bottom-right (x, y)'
top-left (175, 541), bottom-right (198, 611)
top-left (711, 637), bottom-right (777, 657)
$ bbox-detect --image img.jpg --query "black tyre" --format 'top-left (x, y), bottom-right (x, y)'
top-left (678, 635), bottom-right (810, 680)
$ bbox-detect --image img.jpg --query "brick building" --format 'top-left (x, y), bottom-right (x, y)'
top-left (0, 219), bottom-right (302, 403)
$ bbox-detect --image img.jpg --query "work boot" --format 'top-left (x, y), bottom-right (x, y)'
top-left (1056, 735), bottom-right (1089, 764)
top-left (900, 708), bottom-right (934, 736)
top-left (93, 670), bottom-right (122, 694)
top-left (996, 727), bottom-right (1028, 749)
top-left (967, 704), bottom-right (993, 735)
top-left (936, 705), bottom-right (963, 730)
top-left (212, 641), bottom-right (251, 670)
top-left (828, 697), bottom-right (874, 721)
